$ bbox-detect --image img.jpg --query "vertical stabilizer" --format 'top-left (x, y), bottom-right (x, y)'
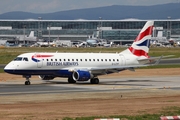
top-left (124, 21), bottom-right (154, 58)
top-left (29, 31), bottom-right (34, 37)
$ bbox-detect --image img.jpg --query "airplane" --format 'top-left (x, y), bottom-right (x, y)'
top-left (19, 31), bottom-right (37, 42)
top-left (36, 41), bottom-right (56, 47)
top-left (4, 21), bottom-right (160, 85)
top-left (86, 39), bottom-right (100, 47)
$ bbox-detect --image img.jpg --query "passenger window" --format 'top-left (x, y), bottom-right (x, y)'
top-left (80, 59), bottom-right (82, 61)
top-left (51, 59), bottom-right (53, 61)
top-left (59, 59), bottom-right (61, 61)
top-left (89, 59), bottom-right (91, 61)
top-left (97, 59), bottom-right (99, 61)
top-left (93, 59), bottom-right (95, 61)
top-left (47, 59), bottom-right (49, 61)
top-left (72, 59), bottom-right (74, 61)
top-left (68, 59), bottom-right (70, 61)
top-left (85, 59), bottom-right (87, 61)
top-left (117, 59), bottom-right (119, 61)
top-left (109, 59), bottom-right (111, 61)
top-left (64, 59), bottom-right (66, 61)
top-left (101, 59), bottom-right (103, 61)
top-left (55, 59), bottom-right (57, 61)
top-left (105, 59), bottom-right (107, 61)
top-left (76, 59), bottom-right (78, 61)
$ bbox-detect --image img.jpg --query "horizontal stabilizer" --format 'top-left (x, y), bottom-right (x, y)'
top-left (137, 55), bottom-right (174, 65)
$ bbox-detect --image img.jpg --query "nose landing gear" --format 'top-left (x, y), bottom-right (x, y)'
top-left (23, 75), bottom-right (31, 85)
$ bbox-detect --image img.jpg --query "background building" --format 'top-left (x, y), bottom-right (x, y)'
top-left (0, 19), bottom-right (179, 45)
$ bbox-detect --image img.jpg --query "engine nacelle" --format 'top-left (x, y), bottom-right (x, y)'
top-left (72, 70), bottom-right (93, 81)
top-left (39, 75), bottom-right (55, 80)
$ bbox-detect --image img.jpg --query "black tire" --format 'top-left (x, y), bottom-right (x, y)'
top-left (68, 77), bottom-right (76, 83)
top-left (90, 78), bottom-right (99, 84)
top-left (25, 81), bottom-right (31, 85)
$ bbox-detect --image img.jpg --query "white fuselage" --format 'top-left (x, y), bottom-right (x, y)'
top-left (4, 51), bottom-right (139, 77)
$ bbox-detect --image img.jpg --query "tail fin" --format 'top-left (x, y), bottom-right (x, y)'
top-left (128, 21), bottom-right (154, 58)
top-left (28, 31), bottom-right (34, 37)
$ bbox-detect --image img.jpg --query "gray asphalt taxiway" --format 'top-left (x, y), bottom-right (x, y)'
top-left (0, 76), bottom-right (180, 96)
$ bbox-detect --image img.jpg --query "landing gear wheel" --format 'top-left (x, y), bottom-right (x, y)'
top-left (23, 75), bottom-right (31, 85)
top-left (90, 78), bottom-right (99, 84)
top-left (25, 81), bottom-right (31, 85)
top-left (68, 77), bottom-right (76, 83)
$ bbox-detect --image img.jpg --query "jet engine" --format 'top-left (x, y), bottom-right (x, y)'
top-left (72, 70), bottom-right (93, 81)
top-left (39, 75), bottom-right (55, 80)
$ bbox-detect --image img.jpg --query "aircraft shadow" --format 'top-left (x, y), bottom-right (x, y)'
top-left (41, 81), bottom-right (70, 84)
top-left (98, 79), bottom-right (167, 86)
top-left (41, 79), bottom-right (168, 87)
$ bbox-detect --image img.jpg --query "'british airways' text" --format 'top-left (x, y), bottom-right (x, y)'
top-left (47, 62), bottom-right (79, 66)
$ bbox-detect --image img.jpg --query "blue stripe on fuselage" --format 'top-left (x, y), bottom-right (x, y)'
top-left (32, 57), bottom-right (40, 62)
top-left (4, 69), bottom-right (72, 77)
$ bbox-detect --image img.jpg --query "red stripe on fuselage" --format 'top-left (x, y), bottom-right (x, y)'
top-left (32, 55), bottom-right (53, 58)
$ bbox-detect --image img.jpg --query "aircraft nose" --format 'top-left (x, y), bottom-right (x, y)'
top-left (4, 64), bottom-right (12, 73)
top-left (4, 62), bottom-right (17, 74)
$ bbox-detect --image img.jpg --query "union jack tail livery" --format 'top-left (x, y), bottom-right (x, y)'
top-left (128, 21), bottom-right (154, 58)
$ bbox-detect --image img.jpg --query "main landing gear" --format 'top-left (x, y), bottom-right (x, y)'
top-left (68, 76), bottom-right (76, 83)
top-left (23, 75), bottom-right (31, 85)
top-left (68, 77), bottom-right (99, 84)
top-left (90, 78), bottom-right (99, 84)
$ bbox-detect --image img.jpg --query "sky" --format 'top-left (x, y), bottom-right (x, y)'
top-left (0, 0), bottom-right (179, 14)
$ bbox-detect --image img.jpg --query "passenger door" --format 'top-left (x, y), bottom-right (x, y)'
top-left (119, 54), bottom-right (126, 66)
top-left (34, 54), bottom-right (43, 68)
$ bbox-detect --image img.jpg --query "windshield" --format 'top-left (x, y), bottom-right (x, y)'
top-left (14, 57), bottom-right (23, 61)
top-left (14, 57), bottom-right (28, 61)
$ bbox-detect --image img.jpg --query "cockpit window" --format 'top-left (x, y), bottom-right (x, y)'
top-left (14, 57), bottom-right (23, 61)
top-left (13, 57), bottom-right (28, 61)
top-left (23, 57), bottom-right (28, 61)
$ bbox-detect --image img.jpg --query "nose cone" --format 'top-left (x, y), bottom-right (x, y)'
top-left (4, 62), bottom-right (16, 74)
top-left (4, 64), bottom-right (11, 73)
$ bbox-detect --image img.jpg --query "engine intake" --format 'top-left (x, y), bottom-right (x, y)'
top-left (39, 75), bottom-right (55, 80)
top-left (72, 70), bottom-right (93, 81)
